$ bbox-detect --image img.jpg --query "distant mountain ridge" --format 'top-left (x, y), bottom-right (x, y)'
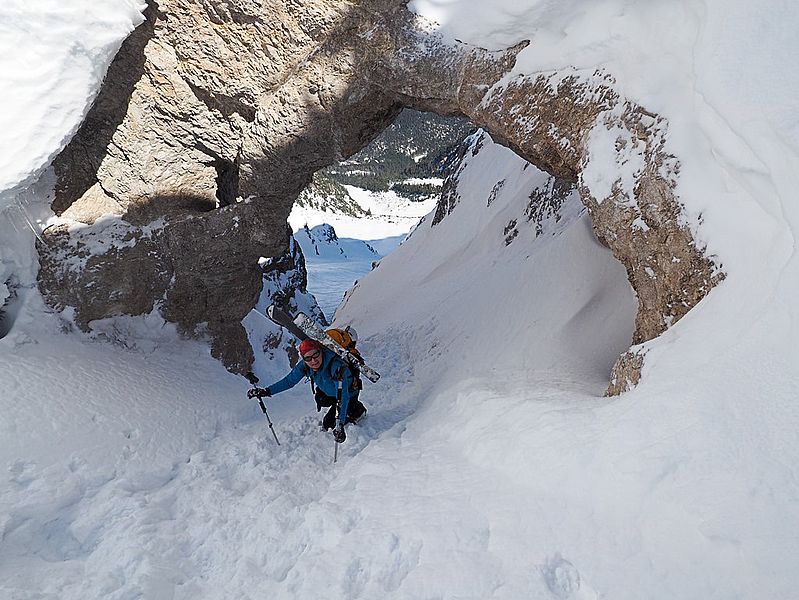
top-left (327, 110), bottom-right (475, 190)
top-left (294, 224), bottom-right (379, 259)
top-left (294, 172), bottom-right (369, 218)
top-left (294, 110), bottom-right (474, 215)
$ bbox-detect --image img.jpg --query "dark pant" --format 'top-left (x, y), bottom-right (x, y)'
top-left (315, 389), bottom-right (367, 429)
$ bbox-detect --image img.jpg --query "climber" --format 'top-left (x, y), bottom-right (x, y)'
top-left (247, 338), bottom-right (367, 443)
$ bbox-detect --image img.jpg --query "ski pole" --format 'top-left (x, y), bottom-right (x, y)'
top-left (246, 371), bottom-right (280, 446)
top-left (258, 397), bottom-right (281, 446)
top-left (333, 380), bottom-right (343, 463)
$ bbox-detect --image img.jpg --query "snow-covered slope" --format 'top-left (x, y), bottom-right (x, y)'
top-left (291, 224), bottom-right (379, 320)
top-left (289, 185), bottom-right (437, 241)
top-left (289, 194), bottom-right (437, 321)
top-left (294, 224), bottom-right (379, 262)
top-left (332, 129), bottom-right (799, 598)
top-left (338, 134), bottom-right (635, 376)
top-left (2, 0), bottom-right (799, 599)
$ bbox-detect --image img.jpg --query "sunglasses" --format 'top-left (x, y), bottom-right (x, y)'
top-left (302, 350), bottom-right (322, 362)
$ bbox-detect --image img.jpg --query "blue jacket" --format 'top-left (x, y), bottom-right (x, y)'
top-left (266, 348), bottom-right (355, 426)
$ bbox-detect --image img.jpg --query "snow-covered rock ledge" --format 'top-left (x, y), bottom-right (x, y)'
top-left (41, 0), bottom-right (722, 390)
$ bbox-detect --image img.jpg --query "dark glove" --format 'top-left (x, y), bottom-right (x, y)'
top-left (333, 423), bottom-right (346, 444)
top-left (247, 387), bottom-right (271, 399)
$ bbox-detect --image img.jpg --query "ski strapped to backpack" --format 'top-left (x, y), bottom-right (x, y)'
top-left (293, 313), bottom-right (380, 383)
top-left (265, 304), bottom-right (309, 342)
top-left (263, 304), bottom-right (380, 383)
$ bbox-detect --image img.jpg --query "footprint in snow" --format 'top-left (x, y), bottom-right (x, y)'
top-left (540, 554), bottom-right (598, 600)
top-left (8, 460), bottom-right (37, 487)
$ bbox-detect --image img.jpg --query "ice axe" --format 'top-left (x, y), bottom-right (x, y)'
top-left (245, 371), bottom-right (280, 446)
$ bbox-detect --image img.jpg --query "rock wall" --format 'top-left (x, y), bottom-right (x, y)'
top-left (42, 0), bottom-right (723, 390)
top-left (43, 0), bottom-right (403, 373)
top-left (359, 11), bottom-right (723, 393)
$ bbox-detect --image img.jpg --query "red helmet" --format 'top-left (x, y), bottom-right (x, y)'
top-left (299, 339), bottom-right (322, 356)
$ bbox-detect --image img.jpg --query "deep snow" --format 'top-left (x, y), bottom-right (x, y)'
top-left (2, 1), bottom-right (799, 599)
top-left (0, 0), bottom-right (145, 207)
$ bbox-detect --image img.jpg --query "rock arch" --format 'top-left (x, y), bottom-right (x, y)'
top-left (40, 0), bottom-right (722, 392)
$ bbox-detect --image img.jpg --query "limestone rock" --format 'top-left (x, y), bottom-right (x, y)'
top-left (607, 349), bottom-right (646, 397)
top-left (38, 199), bottom-right (285, 372)
top-left (43, 0), bottom-right (724, 388)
